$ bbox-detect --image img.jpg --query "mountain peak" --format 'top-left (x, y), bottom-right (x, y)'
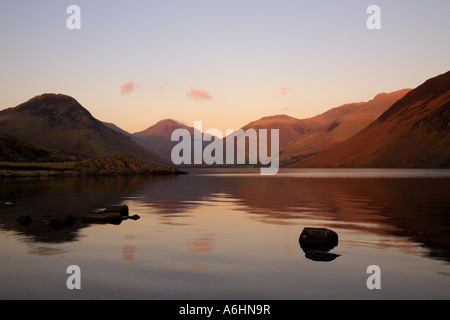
top-left (14, 93), bottom-right (79, 109)
top-left (258, 114), bottom-right (298, 121)
top-left (9, 93), bottom-right (94, 123)
top-left (369, 89), bottom-right (412, 105)
top-left (29, 93), bottom-right (74, 101)
top-left (136, 118), bottom-right (193, 136)
top-left (245, 114), bottom-right (303, 128)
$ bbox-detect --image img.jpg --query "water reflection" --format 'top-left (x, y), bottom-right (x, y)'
top-left (1, 169), bottom-right (450, 264)
top-left (27, 243), bottom-right (70, 257)
top-left (122, 235), bottom-right (136, 261)
top-left (0, 176), bottom-right (152, 245)
top-left (132, 169), bottom-right (450, 262)
top-left (122, 245), bottom-right (136, 261)
top-left (187, 233), bottom-right (215, 253)
top-left (303, 250), bottom-right (340, 262)
top-left (186, 233), bottom-right (215, 270)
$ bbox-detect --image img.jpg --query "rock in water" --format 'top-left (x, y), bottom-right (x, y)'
top-left (299, 227), bottom-right (338, 248)
top-left (299, 227), bottom-right (341, 262)
top-left (102, 205), bottom-right (129, 217)
top-left (48, 215), bottom-right (78, 228)
top-left (81, 212), bottom-right (123, 224)
top-left (16, 214), bottom-right (32, 225)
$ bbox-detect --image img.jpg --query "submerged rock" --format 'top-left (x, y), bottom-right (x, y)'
top-left (81, 212), bottom-right (123, 224)
top-left (48, 215), bottom-right (78, 228)
top-left (16, 214), bottom-right (32, 226)
top-left (101, 205), bottom-right (129, 217)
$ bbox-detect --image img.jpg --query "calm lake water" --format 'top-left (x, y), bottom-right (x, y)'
top-left (1, 168), bottom-right (450, 300)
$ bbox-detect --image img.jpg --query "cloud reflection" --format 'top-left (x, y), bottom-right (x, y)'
top-left (187, 233), bottom-right (215, 253)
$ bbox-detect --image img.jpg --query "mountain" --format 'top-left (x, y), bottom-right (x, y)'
top-left (239, 114), bottom-right (307, 153)
top-left (131, 116), bottom-right (305, 165)
top-left (280, 89), bottom-right (411, 165)
top-left (226, 90), bottom-right (409, 166)
top-left (0, 133), bottom-right (181, 178)
top-left (0, 94), bottom-right (167, 164)
top-left (98, 87), bottom-right (411, 168)
top-left (131, 119), bottom-right (194, 162)
top-left (135, 119), bottom-right (193, 137)
top-left (132, 119), bottom-right (216, 163)
top-left (103, 89), bottom-right (408, 167)
top-left (291, 70), bottom-right (450, 168)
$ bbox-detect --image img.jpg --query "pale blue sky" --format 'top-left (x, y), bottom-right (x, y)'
top-left (1, 0), bottom-right (449, 133)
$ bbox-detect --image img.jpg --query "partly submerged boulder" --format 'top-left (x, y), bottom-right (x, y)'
top-left (101, 205), bottom-right (129, 217)
top-left (299, 227), bottom-right (340, 262)
top-left (80, 212), bottom-right (123, 224)
top-left (48, 215), bottom-right (78, 228)
top-left (299, 227), bottom-right (338, 251)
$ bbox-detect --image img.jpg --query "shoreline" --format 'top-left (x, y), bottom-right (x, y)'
top-left (0, 156), bottom-right (186, 179)
top-left (0, 168), bottom-right (186, 179)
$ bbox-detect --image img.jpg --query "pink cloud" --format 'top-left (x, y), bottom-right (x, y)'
top-left (187, 87), bottom-right (212, 101)
top-left (120, 81), bottom-right (135, 95)
top-left (280, 87), bottom-right (290, 95)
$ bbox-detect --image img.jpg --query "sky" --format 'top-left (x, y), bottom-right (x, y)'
top-left (1, 0), bottom-right (449, 134)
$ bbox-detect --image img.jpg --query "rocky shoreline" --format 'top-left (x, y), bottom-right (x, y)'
top-left (0, 155), bottom-right (185, 178)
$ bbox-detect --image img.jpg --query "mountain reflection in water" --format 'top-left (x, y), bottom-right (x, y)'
top-left (1, 169), bottom-right (449, 261)
top-left (1, 168), bottom-right (449, 299)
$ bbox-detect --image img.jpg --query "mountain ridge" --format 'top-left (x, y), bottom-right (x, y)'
top-left (218, 89), bottom-right (410, 166)
top-left (290, 70), bottom-right (450, 168)
top-left (2, 70), bottom-right (447, 170)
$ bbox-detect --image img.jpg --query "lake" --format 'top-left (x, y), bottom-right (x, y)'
top-left (1, 168), bottom-right (450, 300)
